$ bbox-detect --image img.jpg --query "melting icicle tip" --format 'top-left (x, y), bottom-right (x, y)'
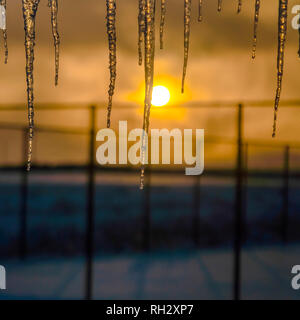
top-left (0, 0), bottom-right (8, 64)
top-left (218, 0), bottom-right (222, 12)
top-left (237, 0), bottom-right (242, 14)
top-left (272, 0), bottom-right (288, 138)
top-left (160, 0), bottom-right (166, 49)
top-left (22, 0), bottom-right (41, 171)
top-left (198, 0), bottom-right (203, 22)
top-left (182, 0), bottom-right (191, 94)
top-left (140, 0), bottom-right (156, 190)
top-left (48, 0), bottom-right (60, 86)
top-left (252, 0), bottom-right (261, 59)
top-left (106, 0), bottom-right (117, 128)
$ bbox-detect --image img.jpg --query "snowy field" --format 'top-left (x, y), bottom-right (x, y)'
top-left (0, 172), bottom-right (299, 299)
top-left (0, 245), bottom-right (300, 300)
top-left (1, 172), bottom-right (300, 256)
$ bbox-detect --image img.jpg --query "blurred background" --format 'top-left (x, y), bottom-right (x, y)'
top-left (0, 0), bottom-right (300, 300)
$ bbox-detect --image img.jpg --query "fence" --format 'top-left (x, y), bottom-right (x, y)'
top-left (0, 100), bottom-right (300, 300)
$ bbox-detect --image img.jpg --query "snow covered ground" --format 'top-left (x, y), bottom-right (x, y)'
top-left (1, 175), bottom-right (300, 256)
top-left (1, 244), bottom-right (299, 300)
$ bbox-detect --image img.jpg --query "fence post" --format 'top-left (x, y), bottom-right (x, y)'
top-left (19, 128), bottom-right (29, 260)
top-left (282, 145), bottom-right (290, 244)
top-left (143, 166), bottom-right (151, 252)
top-left (85, 105), bottom-right (96, 300)
top-left (233, 103), bottom-right (244, 300)
top-left (243, 143), bottom-right (248, 244)
top-left (193, 175), bottom-right (201, 247)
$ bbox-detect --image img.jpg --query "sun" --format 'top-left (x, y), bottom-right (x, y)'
top-left (151, 85), bottom-right (171, 107)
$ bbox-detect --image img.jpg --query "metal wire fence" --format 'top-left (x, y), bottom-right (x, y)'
top-left (0, 100), bottom-right (300, 300)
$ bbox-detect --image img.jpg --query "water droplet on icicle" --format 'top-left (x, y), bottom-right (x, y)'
top-left (48, 0), bottom-right (60, 86)
top-left (181, 0), bottom-right (191, 94)
top-left (140, 0), bottom-right (156, 190)
top-left (252, 0), bottom-right (261, 59)
top-left (22, 0), bottom-right (41, 171)
top-left (217, 0), bottom-right (222, 12)
top-left (198, 0), bottom-right (203, 22)
top-left (237, 0), bottom-right (242, 14)
top-left (0, 0), bottom-right (8, 64)
top-left (106, 0), bottom-right (117, 128)
top-left (273, 0), bottom-right (288, 138)
top-left (138, 0), bottom-right (145, 66)
top-left (160, 0), bottom-right (166, 49)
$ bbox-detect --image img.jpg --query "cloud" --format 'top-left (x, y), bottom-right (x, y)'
top-left (0, 0), bottom-right (300, 165)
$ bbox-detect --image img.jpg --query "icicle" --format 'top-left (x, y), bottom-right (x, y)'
top-left (272, 0), bottom-right (288, 138)
top-left (218, 0), bottom-right (222, 12)
top-left (106, 0), bottom-right (117, 128)
top-left (138, 0), bottom-right (145, 66)
top-left (0, 0), bottom-right (8, 64)
top-left (181, 0), bottom-right (191, 94)
top-left (237, 0), bottom-right (242, 14)
top-left (160, 0), bottom-right (166, 49)
top-left (198, 0), bottom-right (203, 22)
top-left (252, 0), bottom-right (260, 59)
top-left (298, 16), bottom-right (300, 58)
top-left (140, 0), bottom-right (156, 190)
top-left (48, 0), bottom-right (60, 86)
top-left (22, 0), bottom-right (40, 171)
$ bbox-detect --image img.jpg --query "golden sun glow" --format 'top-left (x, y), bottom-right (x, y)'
top-left (127, 74), bottom-right (194, 120)
top-left (151, 86), bottom-right (171, 107)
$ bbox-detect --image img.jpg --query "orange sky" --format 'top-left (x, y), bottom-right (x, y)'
top-left (0, 0), bottom-right (300, 167)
